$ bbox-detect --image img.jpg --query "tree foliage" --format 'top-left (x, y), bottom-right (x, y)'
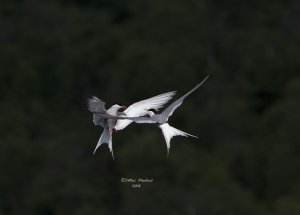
top-left (0, 0), bottom-right (299, 214)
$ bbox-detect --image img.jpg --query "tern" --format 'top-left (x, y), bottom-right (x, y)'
top-left (88, 91), bottom-right (176, 158)
top-left (130, 75), bottom-right (209, 155)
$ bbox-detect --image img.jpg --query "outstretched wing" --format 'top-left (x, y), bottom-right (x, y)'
top-left (129, 116), bottom-right (157, 124)
top-left (92, 112), bottom-right (139, 126)
top-left (87, 96), bottom-right (106, 113)
top-left (114, 91), bottom-right (176, 131)
top-left (161, 75), bottom-right (209, 119)
top-left (93, 113), bottom-right (140, 120)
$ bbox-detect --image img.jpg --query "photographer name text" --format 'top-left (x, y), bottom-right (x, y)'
top-left (121, 178), bottom-right (154, 188)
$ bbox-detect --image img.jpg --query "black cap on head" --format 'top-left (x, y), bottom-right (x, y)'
top-left (148, 108), bottom-right (156, 113)
top-left (112, 102), bottom-right (126, 112)
top-left (119, 107), bottom-right (126, 112)
top-left (113, 102), bottom-right (123, 106)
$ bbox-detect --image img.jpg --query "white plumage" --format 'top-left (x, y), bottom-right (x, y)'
top-left (114, 91), bottom-right (176, 131)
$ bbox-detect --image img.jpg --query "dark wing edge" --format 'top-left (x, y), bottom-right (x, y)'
top-left (162, 74), bottom-right (209, 118)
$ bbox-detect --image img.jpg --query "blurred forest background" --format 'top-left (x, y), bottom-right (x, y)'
top-left (0, 0), bottom-right (300, 214)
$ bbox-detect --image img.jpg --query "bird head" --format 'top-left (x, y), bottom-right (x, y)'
top-left (146, 108), bottom-right (156, 117)
top-left (112, 103), bottom-right (127, 112)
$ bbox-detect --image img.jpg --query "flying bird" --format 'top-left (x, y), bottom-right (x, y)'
top-left (130, 75), bottom-right (209, 155)
top-left (88, 91), bottom-right (176, 159)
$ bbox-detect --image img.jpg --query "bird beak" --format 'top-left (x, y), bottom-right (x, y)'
top-left (122, 105), bottom-right (127, 109)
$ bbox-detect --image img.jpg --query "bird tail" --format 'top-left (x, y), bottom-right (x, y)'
top-left (159, 123), bottom-right (198, 156)
top-left (93, 128), bottom-right (114, 159)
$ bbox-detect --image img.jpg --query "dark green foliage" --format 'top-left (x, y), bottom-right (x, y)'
top-left (0, 0), bottom-right (299, 214)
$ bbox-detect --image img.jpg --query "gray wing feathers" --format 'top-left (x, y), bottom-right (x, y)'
top-left (93, 116), bottom-right (106, 127)
top-left (162, 75), bottom-right (209, 119)
top-left (130, 117), bottom-right (157, 124)
top-left (114, 91), bottom-right (176, 131)
top-left (92, 113), bottom-right (140, 120)
top-left (179, 75), bottom-right (209, 101)
top-left (124, 91), bottom-right (177, 113)
top-left (88, 96), bottom-right (106, 113)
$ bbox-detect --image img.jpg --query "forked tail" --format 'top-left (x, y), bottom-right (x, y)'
top-left (159, 123), bottom-right (198, 156)
top-left (93, 128), bottom-right (114, 159)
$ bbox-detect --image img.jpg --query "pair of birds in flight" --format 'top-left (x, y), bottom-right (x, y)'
top-left (88, 75), bottom-right (209, 159)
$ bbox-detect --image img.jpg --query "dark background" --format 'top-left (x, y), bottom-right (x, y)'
top-left (1, 0), bottom-right (300, 214)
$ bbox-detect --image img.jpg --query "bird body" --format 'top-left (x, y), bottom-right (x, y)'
top-left (88, 75), bottom-right (209, 158)
top-left (131, 75), bottom-right (209, 155)
top-left (88, 91), bottom-right (176, 158)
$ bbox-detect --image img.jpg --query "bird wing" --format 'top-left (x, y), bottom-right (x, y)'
top-left (87, 96), bottom-right (106, 113)
top-left (114, 91), bottom-right (176, 131)
top-left (130, 116), bottom-right (157, 124)
top-left (91, 112), bottom-right (137, 127)
top-left (92, 113), bottom-right (139, 120)
top-left (93, 116), bottom-right (106, 127)
top-left (161, 75), bottom-right (209, 119)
